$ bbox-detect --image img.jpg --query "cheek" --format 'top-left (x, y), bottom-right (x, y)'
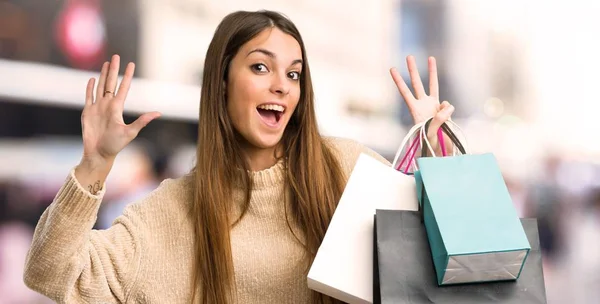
top-left (227, 76), bottom-right (266, 122)
top-left (230, 77), bottom-right (264, 107)
top-left (289, 87), bottom-right (301, 110)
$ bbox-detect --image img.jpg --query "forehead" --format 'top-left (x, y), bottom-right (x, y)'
top-left (240, 27), bottom-right (302, 60)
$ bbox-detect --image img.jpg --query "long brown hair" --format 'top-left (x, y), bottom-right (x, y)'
top-left (191, 10), bottom-right (346, 303)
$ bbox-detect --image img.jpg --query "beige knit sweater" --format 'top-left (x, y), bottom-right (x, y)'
top-left (23, 137), bottom-right (389, 304)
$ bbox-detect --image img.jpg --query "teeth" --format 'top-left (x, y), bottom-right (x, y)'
top-left (257, 104), bottom-right (284, 112)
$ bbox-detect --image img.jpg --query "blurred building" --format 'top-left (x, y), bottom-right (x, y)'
top-left (1, 1), bottom-right (600, 303)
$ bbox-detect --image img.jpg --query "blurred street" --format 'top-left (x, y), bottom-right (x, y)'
top-left (1, 1), bottom-right (600, 303)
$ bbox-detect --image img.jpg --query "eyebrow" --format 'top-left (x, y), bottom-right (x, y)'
top-left (246, 48), bottom-right (303, 66)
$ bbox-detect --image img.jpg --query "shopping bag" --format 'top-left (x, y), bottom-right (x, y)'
top-left (373, 214), bottom-right (382, 304)
top-left (374, 209), bottom-right (547, 303)
top-left (307, 124), bottom-right (425, 304)
top-left (308, 120), bottom-right (462, 303)
top-left (415, 119), bottom-right (531, 286)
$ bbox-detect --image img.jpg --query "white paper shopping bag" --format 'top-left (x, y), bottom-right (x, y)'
top-left (307, 153), bottom-right (419, 303)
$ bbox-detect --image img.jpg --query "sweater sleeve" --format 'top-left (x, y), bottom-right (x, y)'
top-left (23, 169), bottom-right (145, 303)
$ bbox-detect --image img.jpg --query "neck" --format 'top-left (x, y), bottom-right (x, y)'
top-left (241, 144), bottom-right (282, 172)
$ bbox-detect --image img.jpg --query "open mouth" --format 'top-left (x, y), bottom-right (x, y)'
top-left (256, 104), bottom-right (285, 125)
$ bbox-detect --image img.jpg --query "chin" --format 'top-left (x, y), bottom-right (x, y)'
top-left (250, 133), bottom-right (284, 149)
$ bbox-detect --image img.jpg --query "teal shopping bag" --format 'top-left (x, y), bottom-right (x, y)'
top-left (415, 120), bottom-right (531, 286)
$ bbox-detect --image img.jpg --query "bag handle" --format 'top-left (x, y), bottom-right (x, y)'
top-left (391, 121), bottom-right (427, 169)
top-left (420, 118), bottom-right (468, 157)
top-left (437, 128), bottom-right (447, 156)
top-left (396, 135), bottom-right (421, 173)
top-left (392, 117), bottom-right (468, 172)
top-left (399, 125), bottom-right (450, 173)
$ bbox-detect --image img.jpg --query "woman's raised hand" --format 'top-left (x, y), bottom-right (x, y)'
top-left (390, 56), bottom-right (455, 154)
top-left (76, 55), bottom-right (160, 192)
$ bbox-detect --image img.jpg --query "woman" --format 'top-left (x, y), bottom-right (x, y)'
top-left (23, 10), bottom-right (454, 304)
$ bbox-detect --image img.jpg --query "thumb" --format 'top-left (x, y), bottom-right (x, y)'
top-left (426, 102), bottom-right (454, 141)
top-left (127, 111), bottom-right (161, 138)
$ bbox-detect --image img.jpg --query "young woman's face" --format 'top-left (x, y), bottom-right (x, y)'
top-left (226, 27), bottom-right (302, 151)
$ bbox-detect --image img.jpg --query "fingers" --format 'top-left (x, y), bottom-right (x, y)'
top-left (439, 100), bottom-right (451, 111)
top-left (104, 54), bottom-right (121, 97)
top-left (427, 101), bottom-right (455, 140)
top-left (95, 62), bottom-right (109, 99)
top-left (407, 55), bottom-right (426, 99)
top-left (85, 78), bottom-right (95, 106)
top-left (428, 57), bottom-right (439, 99)
top-left (116, 62), bottom-right (135, 102)
top-left (127, 112), bottom-right (161, 138)
top-left (390, 67), bottom-right (415, 105)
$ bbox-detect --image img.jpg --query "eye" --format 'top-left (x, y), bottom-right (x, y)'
top-left (251, 63), bottom-right (268, 73)
top-left (288, 71), bottom-right (300, 81)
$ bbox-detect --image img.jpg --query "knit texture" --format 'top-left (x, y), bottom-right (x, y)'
top-left (23, 137), bottom-right (389, 303)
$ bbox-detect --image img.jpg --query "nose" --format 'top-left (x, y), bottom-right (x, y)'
top-left (269, 72), bottom-right (290, 96)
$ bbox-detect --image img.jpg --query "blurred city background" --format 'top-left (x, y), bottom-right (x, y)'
top-left (1, 0), bottom-right (599, 303)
